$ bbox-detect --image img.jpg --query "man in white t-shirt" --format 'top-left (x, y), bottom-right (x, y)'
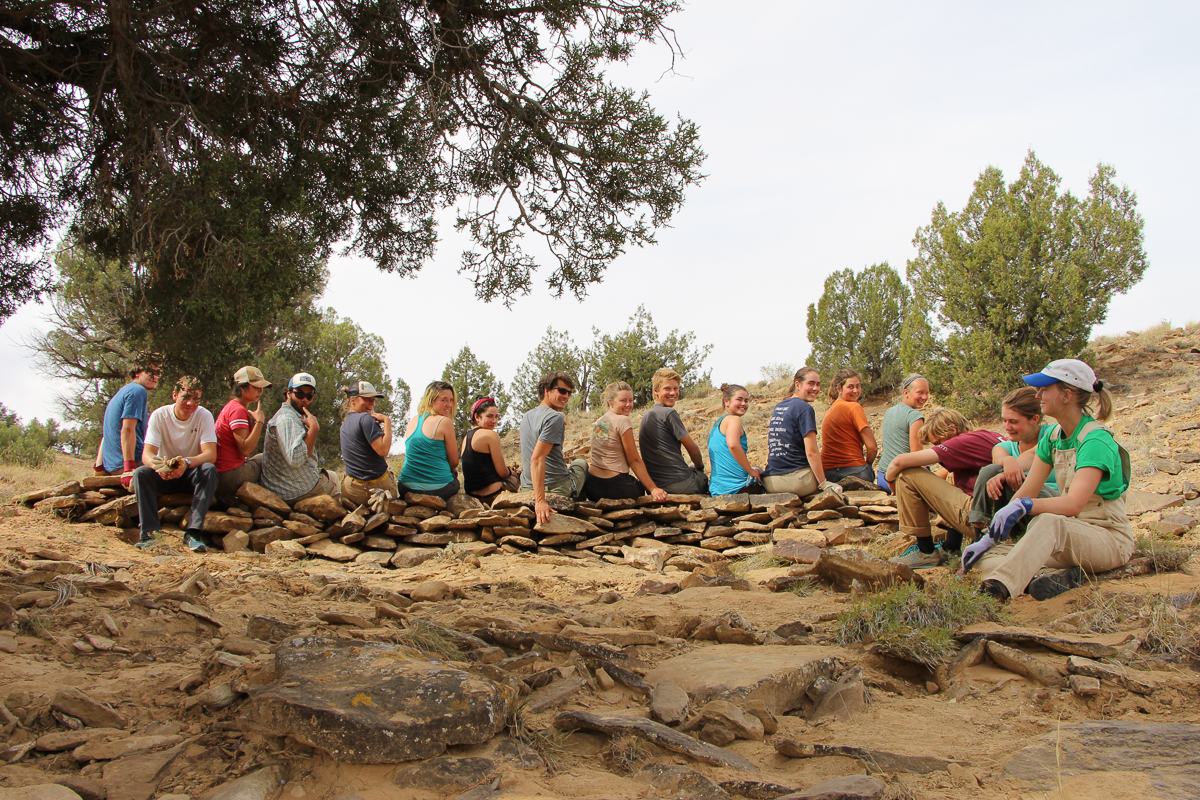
top-left (131, 376), bottom-right (219, 552)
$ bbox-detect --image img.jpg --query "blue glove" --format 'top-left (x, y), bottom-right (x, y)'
top-left (988, 497), bottom-right (1034, 543)
top-left (961, 533), bottom-right (995, 573)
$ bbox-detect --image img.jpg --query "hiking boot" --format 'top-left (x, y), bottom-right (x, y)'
top-left (183, 530), bottom-right (208, 554)
top-left (890, 546), bottom-right (945, 569)
top-left (1027, 566), bottom-right (1086, 601)
top-left (980, 579), bottom-right (1010, 602)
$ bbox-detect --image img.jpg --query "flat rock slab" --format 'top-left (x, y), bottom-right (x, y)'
top-left (1124, 489), bottom-right (1184, 516)
top-left (0, 788), bottom-right (83, 800)
top-left (554, 711), bottom-right (756, 772)
top-left (644, 645), bottom-right (842, 716)
top-left (243, 636), bottom-right (516, 763)
top-left (305, 539), bottom-right (362, 561)
top-left (815, 549), bottom-right (921, 590)
top-left (777, 775), bottom-right (886, 800)
top-left (51, 688), bottom-right (127, 730)
top-left (957, 625), bottom-right (1121, 658)
top-left (1002, 720), bottom-right (1200, 796)
top-left (775, 740), bottom-right (959, 774)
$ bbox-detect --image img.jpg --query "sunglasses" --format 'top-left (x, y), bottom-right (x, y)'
top-left (552, 386), bottom-right (573, 397)
top-left (292, 389), bottom-right (315, 400)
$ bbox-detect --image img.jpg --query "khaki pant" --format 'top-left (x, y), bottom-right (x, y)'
top-left (341, 471), bottom-right (399, 507)
top-left (546, 458), bottom-right (589, 499)
top-left (292, 470), bottom-right (341, 503)
top-left (895, 467), bottom-right (973, 538)
top-left (216, 454), bottom-right (263, 505)
top-left (978, 497), bottom-right (1134, 598)
top-left (660, 467), bottom-right (709, 496)
top-left (762, 468), bottom-right (818, 498)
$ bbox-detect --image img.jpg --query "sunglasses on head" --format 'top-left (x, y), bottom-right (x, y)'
top-left (292, 388), bottom-right (315, 399)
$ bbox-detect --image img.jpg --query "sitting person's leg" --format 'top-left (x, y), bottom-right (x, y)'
top-left (584, 472), bottom-right (646, 502)
top-left (660, 467), bottom-right (708, 496)
top-left (184, 463), bottom-right (219, 549)
top-left (982, 514), bottom-right (1134, 600)
top-left (547, 458), bottom-right (589, 499)
top-left (215, 456), bottom-right (263, 506)
top-left (427, 478), bottom-right (461, 501)
top-left (131, 466), bottom-right (172, 544)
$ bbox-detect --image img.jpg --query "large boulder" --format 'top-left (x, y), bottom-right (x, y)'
top-left (293, 494), bottom-right (345, 521)
top-left (815, 548), bottom-right (921, 590)
top-left (242, 637), bottom-right (517, 763)
top-left (235, 483), bottom-right (291, 516)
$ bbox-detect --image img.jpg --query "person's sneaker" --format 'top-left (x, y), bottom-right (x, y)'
top-left (980, 579), bottom-right (1010, 602)
top-left (134, 532), bottom-right (160, 550)
top-left (182, 530), bottom-right (208, 554)
top-left (889, 547), bottom-right (945, 569)
top-left (1027, 566), bottom-right (1086, 601)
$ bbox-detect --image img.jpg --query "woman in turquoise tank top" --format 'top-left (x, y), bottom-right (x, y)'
top-left (708, 384), bottom-right (762, 496)
top-left (399, 381), bottom-right (461, 500)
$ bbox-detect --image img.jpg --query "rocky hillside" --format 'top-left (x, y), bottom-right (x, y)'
top-left (0, 325), bottom-right (1198, 800)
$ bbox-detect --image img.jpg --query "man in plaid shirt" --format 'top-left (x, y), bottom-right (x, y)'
top-left (260, 373), bottom-right (340, 502)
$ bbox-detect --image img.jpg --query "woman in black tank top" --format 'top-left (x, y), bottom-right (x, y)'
top-left (460, 397), bottom-right (519, 505)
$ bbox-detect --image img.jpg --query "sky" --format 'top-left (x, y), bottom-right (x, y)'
top-left (2, 0), bottom-right (1198, 429)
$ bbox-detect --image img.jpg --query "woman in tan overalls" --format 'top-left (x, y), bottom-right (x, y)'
top-left (961, 359), bottom-right (1133, 601)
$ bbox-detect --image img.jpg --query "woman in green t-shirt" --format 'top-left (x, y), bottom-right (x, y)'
top-left (962, 359), bottom-right (1133, 601)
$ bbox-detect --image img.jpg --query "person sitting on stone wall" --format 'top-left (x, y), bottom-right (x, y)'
top-left (820, 368), bottom-right (878, 485)
top-left (639, 368), bottom-right (708, 496)
top-left (398, 381), bottom-right (461, 500)
top-left (214, 366), bottom-right (271, 505)
top-left (761, 366), bottom-right (837, 498)
top-left (260, 373), bottom-right (340, 504)
top-left (130, 375), bottom-right (218, 553)
top-left (520, 371), bottom-right (588, 525)
top-left (339, 381), bottom-right (397, 507)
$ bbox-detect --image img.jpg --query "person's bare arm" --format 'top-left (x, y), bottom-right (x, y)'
top-left (885, 447), bottom-right (942, 483)
top-left (368, 413), bottom-right (393, 456)
top-left (232, 402), bottom-right (266, 456)
top-left (142, 443), bottom-right (160, 469)
top-left (478, 430), bottom-right (510, 479)
top-left (190, 441), bottom-right (217, 466)
top-left (530, 439), bottom-right (555, 524)
top-left (120, 418), bottom-right (138, 463)
top-left (804, 431), bottom-right (826, 484)
top-left (860, 424), bottom-right (878, 465)
top-left (680, 433), bottom-right (704, 470)
top-left (908, 419), bottom-right (923, 455)
top-left (436, 417), bottom-right (459, 469)
top-left (724, 416), bottom-right (760, 480)
top-left (622, 429), bottom-right (666, 501)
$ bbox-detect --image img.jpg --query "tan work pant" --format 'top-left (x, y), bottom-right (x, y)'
top-left (762, 468), bottom-right (818, 498)
top-left (895, 467), bottom-right (974, 539)
top-left (292, 470), bottom-right (341, 503)
top-left (215, 453), bottom-right (263, 505)
top-left (977, 497), bottom-right (1134, 598)
top-left (341, 471), bottom-right (397, 507)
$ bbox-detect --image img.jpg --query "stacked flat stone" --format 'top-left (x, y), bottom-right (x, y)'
top-left (15, 477), bottom-right (902, 567)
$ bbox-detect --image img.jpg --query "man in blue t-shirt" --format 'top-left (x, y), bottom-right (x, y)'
top-left (100, 359), bottom-right (162, 488)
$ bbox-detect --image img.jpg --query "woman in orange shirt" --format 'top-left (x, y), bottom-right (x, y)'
top-left (820, 369), bottom-right (877, 484)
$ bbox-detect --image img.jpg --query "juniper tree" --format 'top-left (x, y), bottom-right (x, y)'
top-left (0, 0), bottom-right (704, 326)
top-left (902, 151), bottom-right (1146, 414)
top-left (441, 346), bottom-right (510, 436)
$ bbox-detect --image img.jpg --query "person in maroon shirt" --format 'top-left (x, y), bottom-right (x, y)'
top-left (884, 407), bottom-right (1004, 568)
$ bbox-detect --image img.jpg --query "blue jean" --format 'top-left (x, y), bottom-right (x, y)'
top-left (132, 463), bottom-right (218, 540)
top-left (877, 470), bottom-right (891, 493)
top-left (824, 464), bottom-right (875, 484)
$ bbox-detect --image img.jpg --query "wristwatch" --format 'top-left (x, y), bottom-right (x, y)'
top-left (185, 458), bottom-right (192, 468)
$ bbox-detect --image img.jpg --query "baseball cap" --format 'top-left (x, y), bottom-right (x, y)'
top-left (233, 366), bottom-right (273, 389)
top-left (288, 373), bottom-right (317, 390)
top-left (1022, 359), bottom-right (1097, 393)
top-left (346, 380), bottom-right (381, 398)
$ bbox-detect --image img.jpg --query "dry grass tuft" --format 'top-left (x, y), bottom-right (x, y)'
top-left (1132, 536), bottom-right (1197, 573)
top-left (838, 578), bottom-right (1008, 666)
top-left (1143, 599), bottom-right (1200, 659)
top-left (395, 619), bottom-right (462, 660)
top-left (507, 701), bottom-right (565, 773)
top-left (730, 550), bottom-right (786, 575)
top-left (602, 733), bottom-right (652, 775)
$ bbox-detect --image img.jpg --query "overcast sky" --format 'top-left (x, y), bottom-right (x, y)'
top-left (3, 0), bottom-right (1197, 429)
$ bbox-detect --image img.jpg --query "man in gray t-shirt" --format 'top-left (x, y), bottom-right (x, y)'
top-left (520, 371), bottom-right (588, 524)
top-left (639, 369), bottom-right (708, 495)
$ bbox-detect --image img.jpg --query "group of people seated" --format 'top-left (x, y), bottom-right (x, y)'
top-left (99, 355), bottom-right (1132, 604)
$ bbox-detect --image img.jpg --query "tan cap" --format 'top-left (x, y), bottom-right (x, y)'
top-left (346, 380), bottom-right (381, 398)
top-left (234, 366), bottom-right (273, 389)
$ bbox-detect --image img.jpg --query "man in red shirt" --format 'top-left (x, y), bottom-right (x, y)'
top-left (884, 408), bottom-right (1004, 568)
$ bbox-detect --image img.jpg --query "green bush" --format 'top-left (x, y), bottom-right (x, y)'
top-left (0, 404), bottom-right (59, 468)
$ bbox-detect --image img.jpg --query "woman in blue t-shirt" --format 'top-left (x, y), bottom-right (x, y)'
top-left (968, 386), bottom-right (1059, 528)
top-left (963, 360), bottom-right (1133, 601)
top-left (708, 384), bottom-right (762, 496)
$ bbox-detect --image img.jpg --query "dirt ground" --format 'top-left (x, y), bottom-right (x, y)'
top-left (2, 326), bottom-right (1200, 800)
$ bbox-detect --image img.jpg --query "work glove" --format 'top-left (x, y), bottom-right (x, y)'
top-left (961, 533), bottom-right (995, 573)
top-left (120, 460), bottom-right (137, 490)
top-left (989, 497), bottom-right (1034, 544)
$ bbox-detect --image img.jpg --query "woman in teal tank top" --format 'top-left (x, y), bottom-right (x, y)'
top-left (708, 384), bottom-right (762, 495)
top-left (399, 381), bottom-right (461, 500)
